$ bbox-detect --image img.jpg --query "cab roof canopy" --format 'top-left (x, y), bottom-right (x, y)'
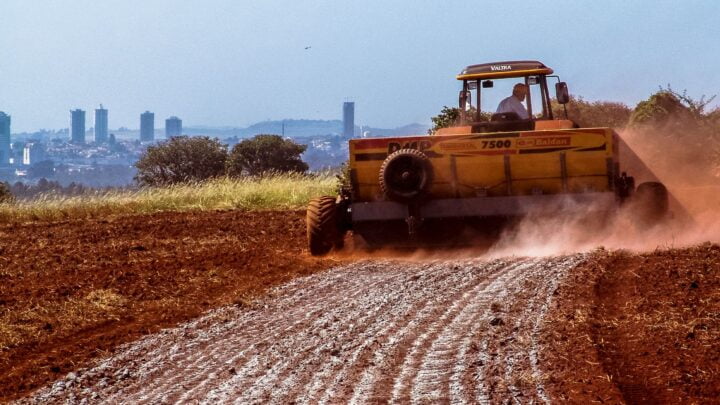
top-left (457, 60), bottom-right (553, 80)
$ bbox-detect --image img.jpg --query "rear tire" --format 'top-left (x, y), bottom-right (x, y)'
top-left (307, 196), bottom-right (343, 256)
top-left (632, 181), bottom-right (669, 226)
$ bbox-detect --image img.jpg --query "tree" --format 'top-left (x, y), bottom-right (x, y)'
top-left (429, 106), bottom-right (463, 134)
top-left (226, 134), bottom-right (308, 177)
top-left (627, 88), bottom-right (720, 180)
top-left (551, 96), bottom-right (632, 129)
top-left (655, 86), bottom-right (715, 121)
top-left (28, 160), bottom-right (55, 179)
top-left (629, 90), bottom-right (696, 132)
top-left (0, 182), bottom-right (14, 204)
top-left (429, 106), bottom-right (497, 134)
top-left (134, 136), bottom-right (228, 186)
top-left (11, 182), bottom-right (28, 198)
top-left (335, 161), bottom-right (351, 194)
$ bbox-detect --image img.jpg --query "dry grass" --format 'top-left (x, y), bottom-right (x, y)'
top-left (0, 289), bottom-right (129, 351)
top-left (0, 173), bottom-right (337, 223)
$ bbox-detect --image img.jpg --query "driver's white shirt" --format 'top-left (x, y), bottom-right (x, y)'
top-left (496, 96), bottom-right (529, 119)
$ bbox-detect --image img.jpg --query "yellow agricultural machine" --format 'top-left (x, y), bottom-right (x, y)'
top-left (307, 61), bottom-right (668, 254)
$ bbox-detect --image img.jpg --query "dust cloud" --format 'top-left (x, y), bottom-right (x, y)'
top-left (488, 128), bottom-right (720, 257)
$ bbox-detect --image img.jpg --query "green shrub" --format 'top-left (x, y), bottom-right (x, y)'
top-left (226, 134), bottom-right (308, 177)
top-left (552, 96), bottom-right (632, 129)
top-left (135, 136), bottom-right (228, 186)
top-left (0, 182), bottom-right (14, 204)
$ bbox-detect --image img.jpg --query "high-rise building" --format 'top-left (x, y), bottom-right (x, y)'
top-left (343, 102), bottom-right (355, 138)
top-left (95, 105), bottom-right (108, 143)
top-left (22, 142), bottom-right (45, 166)
top-left (71, 109), bottom-right (86, 144)
top-left (140, 111), bottom-right (155, 142)
top-left (0, 112), bottom-right (10, 166)
top-left (165, 116), bottom-right (182, 138)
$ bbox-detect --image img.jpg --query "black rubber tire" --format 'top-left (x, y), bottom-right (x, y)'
top-left (307, 196), bottom-right (342, 256)
top-left (633, 181), bottom-right (669, 225)
top-left (379, 148), bottom-right (433, 202)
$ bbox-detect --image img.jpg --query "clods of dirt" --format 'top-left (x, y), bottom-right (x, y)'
top-left (0, 209), bottom-right (340, 402)
top-left (542, 244), bottom-right (720, 404)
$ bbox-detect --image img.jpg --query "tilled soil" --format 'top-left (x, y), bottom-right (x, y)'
top-left (0, 210), bottom-right (339, 402)
top-left (4, 209), bottom-right (719, 403)
top-left (20, 255), bottom-right (587, 403)
top-left (595, 246), bottom-right (720, 403)
top-left (542, 245), bottom-right (720, 404)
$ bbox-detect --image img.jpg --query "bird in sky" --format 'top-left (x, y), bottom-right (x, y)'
top-left (304, 46), bottom-right (312, 50)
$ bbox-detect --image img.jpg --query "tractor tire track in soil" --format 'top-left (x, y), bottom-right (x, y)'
top-left (21, 254), bottom-right (587, 404)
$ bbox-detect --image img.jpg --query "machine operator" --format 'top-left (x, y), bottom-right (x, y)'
top-left (496, 83), bottom-right (529, 119)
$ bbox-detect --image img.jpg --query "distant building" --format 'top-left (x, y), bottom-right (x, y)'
top-left (165, 116), bottom-right (182, 138)
top-left (10, 142), bottom-right (23, 166)
top-left (343, 102), bottom-right (355, 138)
top-left (71, 109), bottom-right (86, 144)
top-left (140, 111), bottom-right (154, 142)
top-left (95, 105), bottom-right (108, 143)
top-left (0, 112), bottom-right (10, 166)
top-left (22, 142), bottom-right (45, 166)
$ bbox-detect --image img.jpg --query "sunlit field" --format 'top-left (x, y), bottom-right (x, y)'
top-left (0, 173), bottom-right (337, 222)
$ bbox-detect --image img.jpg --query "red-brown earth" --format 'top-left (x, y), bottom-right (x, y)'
top-left (0, 210), bottom-right (341, 402)
top-left (1, 210), bottom-right (718, 403)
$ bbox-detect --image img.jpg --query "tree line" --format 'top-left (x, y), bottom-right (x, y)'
top-left (0, 134), bottom-right (310, 202)
top-left (134, 134), bottom-right (309, 186)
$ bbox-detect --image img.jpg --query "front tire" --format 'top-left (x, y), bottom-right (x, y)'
top-left (307, 196), bottom-right (343, 256)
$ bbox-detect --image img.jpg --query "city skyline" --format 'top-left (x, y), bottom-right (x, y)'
top-left (0, 100), bottom-right (370, 185)
top-left (18, 104), bottom-right (188, 142)
top-left (4, 100), bottom-right (366, 138)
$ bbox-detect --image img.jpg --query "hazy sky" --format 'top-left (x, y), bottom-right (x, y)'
top-left (2, 0), bottom-right (719, 132)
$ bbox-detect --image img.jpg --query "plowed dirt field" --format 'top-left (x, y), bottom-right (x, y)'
top-left (2, 210), bottom-right (718, 403)
top-left (21, 256), bottom-right (587, 403)
top-left (0, 210), bottom-right (340, 402)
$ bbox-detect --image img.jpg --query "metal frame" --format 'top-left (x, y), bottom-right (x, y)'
top-left (524, 76), bottom-right (534, 117)
top-left (462, 74), bottom-right (554, 122)
top-left (352, 192), bottom-right (618, 222)
top-left (541, 75), bottom-right (554, 120)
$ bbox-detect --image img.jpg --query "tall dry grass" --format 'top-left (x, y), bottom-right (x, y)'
top-left (0, 173), bottom-right (337, 223)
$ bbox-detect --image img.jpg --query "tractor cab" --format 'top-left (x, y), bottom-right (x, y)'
top-left (436, 60), bottom-right (575, 135)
